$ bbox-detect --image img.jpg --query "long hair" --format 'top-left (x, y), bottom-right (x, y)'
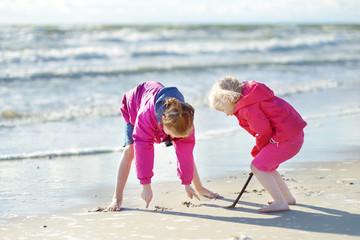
top-left (162, 98), bottom-right (194, 138)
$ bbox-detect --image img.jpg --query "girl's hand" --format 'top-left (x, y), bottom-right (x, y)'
top-left (184, 184), bottom-right (200, 201)
top-left (141, 184), bottom-right (153, 208)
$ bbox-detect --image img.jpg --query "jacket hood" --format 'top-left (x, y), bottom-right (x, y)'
top-left (155, 87), bottom-right (184, 122)
top-left (235, 81), bottom-right (274, 111)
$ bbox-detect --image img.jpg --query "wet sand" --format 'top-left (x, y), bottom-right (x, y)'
top-left (2, 160), bottom-right (359, 240)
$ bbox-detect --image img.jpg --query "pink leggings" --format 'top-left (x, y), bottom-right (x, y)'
top-left (252, 131), bottom-right (304, 172)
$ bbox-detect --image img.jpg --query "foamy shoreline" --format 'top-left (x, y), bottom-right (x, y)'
top-left (2, 159), bottom-right (359, 240)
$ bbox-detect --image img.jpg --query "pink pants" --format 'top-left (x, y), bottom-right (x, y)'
top-left (252, 131), bottom-right (304, 172)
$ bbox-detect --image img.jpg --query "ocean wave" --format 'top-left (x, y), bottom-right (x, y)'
top-left (0, 147), bottom-right (123, 161)
top-left (0, 47), bottom-right (117, 64)
top-left (0, 105), bottom-right (121, 128)
top-left (1, 110), bottom-right (21, 119)
top-left (131, 51), bottom-right (185, 58)
top-left (266, 35), bottom-right (341, 52)
top-left (275, 79), bottom-right (340, 97)
top-left (2, 24), bottom-right (357, 67)
top-left (2, 55), bottom-right (359, 82)
top-left (303, 106), bottom-right (360, 121)
top-left (0, 35), bottom-right (349, 65)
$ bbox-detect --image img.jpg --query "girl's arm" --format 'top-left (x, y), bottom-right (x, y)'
top-left (238, 119), bottom-right (256, 137)
top-left (172, 128), bottom-right (195, 185)
top-left (132, 109), bottom-right (157, 184)
top-left (245, 104), bottom-right (273, 155)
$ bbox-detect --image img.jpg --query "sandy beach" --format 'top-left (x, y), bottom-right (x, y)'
top-left (2, 159), bottom-right (359, 240)
top-left (1, 24), bottom-right (360, 240)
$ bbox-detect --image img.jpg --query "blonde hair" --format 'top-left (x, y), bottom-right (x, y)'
top-left (208, 76), bottom-right (244, 111)
top-left (162, 98), bottom-right (194, 138)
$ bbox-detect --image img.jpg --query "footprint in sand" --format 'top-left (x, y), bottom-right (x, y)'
top-left (182, 201), bottom-right (201, 208)
top-left (154, 206), bottom-right (172, 211)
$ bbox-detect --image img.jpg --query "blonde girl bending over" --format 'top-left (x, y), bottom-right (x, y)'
top-left (208, 76), bottom-right (306, 213)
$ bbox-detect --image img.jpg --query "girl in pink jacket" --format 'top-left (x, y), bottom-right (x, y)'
top-left (108, 82), bottom-right (219, 211)
top-left (208, 76), bottom-right (306, 213)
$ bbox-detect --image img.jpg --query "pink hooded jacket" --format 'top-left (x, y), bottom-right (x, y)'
top-left (233, 81), bottom-right (307, 157)
top-left (120, 82), bottom-right (194, 185)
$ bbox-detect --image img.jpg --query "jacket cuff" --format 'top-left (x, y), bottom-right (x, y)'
top-left (140, 178), bottom-right (151, 185)
top-left (251, 145), bottom-right (260, 157)
top-left (181, 180), bottom-right (192, 185)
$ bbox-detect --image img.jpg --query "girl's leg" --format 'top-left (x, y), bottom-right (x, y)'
top-left (250, 164), bottom-right (289, 213)
top-left (108, 144), bottom-right (134, 211)
top-left (192, 164), bottom-right (221, 199)
top-left (269, 170), bottom-right (296, 205)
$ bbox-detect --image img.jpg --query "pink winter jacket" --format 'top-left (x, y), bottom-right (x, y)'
top-left (120, 82), bottom-right (195, 185)
top-left (233, 81), bottom-right (307, 157)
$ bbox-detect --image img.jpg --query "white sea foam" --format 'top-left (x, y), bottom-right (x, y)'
top-left (0, 104), bottom-right (121, 127)
top-left (0, 147), bottom-right (123, 160)
top-left (303, 106), bottom-right (360, 121)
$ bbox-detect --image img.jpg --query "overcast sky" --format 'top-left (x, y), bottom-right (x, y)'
top-left (1, 0), bottom-right (359, 25)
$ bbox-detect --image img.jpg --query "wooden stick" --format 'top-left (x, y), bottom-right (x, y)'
top-left (228, 172), bottom-right (254, 208)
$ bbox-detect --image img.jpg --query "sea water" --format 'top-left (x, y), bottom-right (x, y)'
top-left (1, 24), bottom-right (360, 218)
